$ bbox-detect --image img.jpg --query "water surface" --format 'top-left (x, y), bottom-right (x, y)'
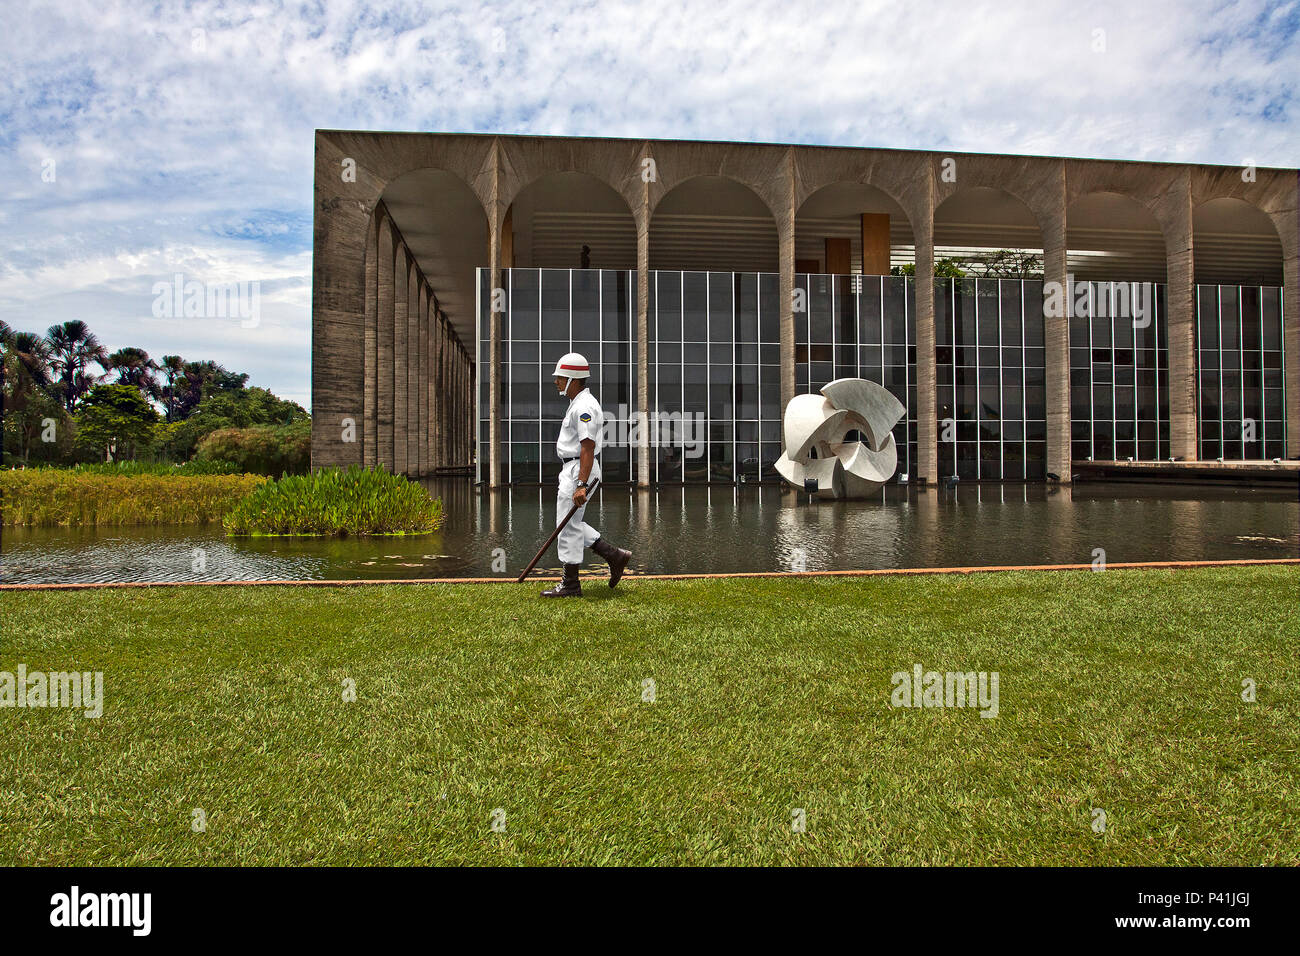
top-left (2, 481), bottom-right (1295, 585)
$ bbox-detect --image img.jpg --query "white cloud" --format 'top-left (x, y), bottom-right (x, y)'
top-left (0, 0), bottom-right (1295, 411)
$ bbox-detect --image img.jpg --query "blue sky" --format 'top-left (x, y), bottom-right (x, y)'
top-left (2, 0), bottom-right (1297, 410)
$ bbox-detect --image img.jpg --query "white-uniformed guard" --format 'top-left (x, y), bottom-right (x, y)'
top-left (540, 352), bottom-right (632, 598)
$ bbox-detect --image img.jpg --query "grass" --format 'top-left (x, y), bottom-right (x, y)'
top-left (32, 460), bottom-right (244, 476)
top-left (222, 465), bottom-right (442, 536)
top-left (1, 566), bottom-right (1296, 866)
top-left (1, 469), bottom-right (267, 526)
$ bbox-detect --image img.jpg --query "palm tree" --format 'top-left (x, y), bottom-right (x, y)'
top-left (46, 320), bottom-right (108, 412)
top-left (159, 354), bottom-right (186, 422)
top-left (9, 332), bottom-right (53, 391)
top-left (0, 321), bottom-right (18, 418)
top-left (174, 360), bottom-right (228, 419)
top-left (2, 332), bottom-right (56, 458)
top-left (107, 347), bottom-right (161, 401)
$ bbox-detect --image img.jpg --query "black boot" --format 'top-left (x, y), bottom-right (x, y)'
top-left (591, 538), bottom-right (632, 588)
top-left (540, 563), bottom-right (582, 598)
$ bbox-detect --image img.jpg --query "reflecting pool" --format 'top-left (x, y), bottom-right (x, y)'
top-left (2, 481), bottom-right (1296, 585)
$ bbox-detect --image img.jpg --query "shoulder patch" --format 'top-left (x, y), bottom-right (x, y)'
top-left (579, 412), bottom-right (592, 422)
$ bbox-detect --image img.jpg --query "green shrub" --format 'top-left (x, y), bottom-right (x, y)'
top-left (196, 422), bottom-right (310, 476)
top-left (1, 469), bottom-right (267, 526)
top-left (222, 466), bottom-right (442, 536)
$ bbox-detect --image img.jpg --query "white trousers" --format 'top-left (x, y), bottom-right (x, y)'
top-left (556, 459), bottom-right (601, 565)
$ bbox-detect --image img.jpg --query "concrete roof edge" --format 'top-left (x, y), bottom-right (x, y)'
top-left (312, 129), bottom-right (1299, 175)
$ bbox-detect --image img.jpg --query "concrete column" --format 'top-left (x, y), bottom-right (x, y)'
top-left (443, 332), bottom-right (451, 470)
top-left (1165, 176), bottom-right (1198, 460)
top-left (427, 295), bottom-right (436, 473)
top-left (1285, 251), bottom-right (1299, 459)
top-left (861, 214), bottom-right (890, 275)
top-left (465, 347), bottom-right (471, 465)
top-left (407, 264), bottom-right (419, 473)
top-left (418, 284), bottom-right (429, 477)
top-left (458, 342), bottom-right (465, 465)
top-left (393, 244), bottom-right (409, 475)
top-left (449, 319), bottom-right (458, 468)
top-left (413, 283), bottom-right (422, 477)
top-left (363, 211), bottom-right (378, 469)
top-left (430, 299), bottom-right (438, 472)
top-left (438, 313), bottom-right (449, 469)
top-left (488, 142), bottom-right (503, 487)
top-left (377, 217), bottom-right (395, 471)
top-left (636, 210), bottom-right (650, 486)
top-left (779, 219), bottom-right (796, 408)
top-left (426, 307), bottom-right (437, 471)
top-left (914, 186), bottom-right (938, 485)
top-left (1042, 169), bottom-right (1071, 482)
top-left (502, 206), bottom-right (514, 269)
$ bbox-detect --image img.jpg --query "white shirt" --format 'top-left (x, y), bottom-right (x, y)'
top-left (556, 387), bottom-right (603, 459)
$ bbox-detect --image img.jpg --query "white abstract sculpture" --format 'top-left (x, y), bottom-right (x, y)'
top-left (775, 378), bottom-right (906, 498)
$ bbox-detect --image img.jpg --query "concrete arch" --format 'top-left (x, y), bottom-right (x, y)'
top-left (933, 156), bottom-right (1061, 242)
top-left (1066, 190), bottom-right (1168, 283)
top-left (496, 136), bottom-right (644, 229)
top-left (1063, 160), bottom-right (1193, 257)
top-left (794, 181), bottom-right (915, 275)
top-left (504, 170), bottom-right (638, 271)
top-left (933, 185), bottom-right (1046, 269)
top-left (791, 147), bottom-right (926, 227)
top-left (375, 166), bottom-right (491, 345)
top-left (1063, 179), bottom-right (1166, 223)
top-left (317, 130), bottom-right (495, 223)
top-left (648, 174), bottom-right (780, 273)
top-left (643, 141), bottom-right (790, 225)
top-left (1191, 196), bottom-right (1285, 286)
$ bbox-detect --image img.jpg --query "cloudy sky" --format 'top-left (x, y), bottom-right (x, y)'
top-left (2, 0), bottom-right (1296, 410)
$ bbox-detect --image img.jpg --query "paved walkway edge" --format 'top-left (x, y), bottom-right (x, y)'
top-left (2, 558), bottom-right (1296, 590)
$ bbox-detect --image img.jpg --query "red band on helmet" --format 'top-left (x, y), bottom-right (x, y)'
top-left (559, 363), bottom-right (588, 371)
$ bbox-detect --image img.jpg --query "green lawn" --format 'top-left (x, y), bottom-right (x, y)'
top-left (1, 567), bottom-right (1297, 866)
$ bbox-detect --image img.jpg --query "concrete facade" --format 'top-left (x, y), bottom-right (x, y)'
top-left (325, 195), bottom-right (474, 475)
top-left (312, 131), bottom-right (1298, 485)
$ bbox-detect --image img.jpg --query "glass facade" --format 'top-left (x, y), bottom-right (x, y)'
top-left (646, 272), bottom-right (782, 482)
top-left (1196, 284), bottom-right (1286, 461)
top-left (479, 269), bottom-right (1288, 483)
top-left (478, 268), bottom-right (636, 483)
top-left (937, 278), bottom-right (1047, 480)
top-left (796, 274), bottom-right (918, 478)
top-left (1069, 281), bottom-right (1170, 462)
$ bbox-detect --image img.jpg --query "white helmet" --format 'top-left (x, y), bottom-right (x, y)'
top-left (552, 352), bottom-right (591, 379)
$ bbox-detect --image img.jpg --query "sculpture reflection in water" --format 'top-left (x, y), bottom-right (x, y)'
top-left (775, 378), bottom-right (906, 499)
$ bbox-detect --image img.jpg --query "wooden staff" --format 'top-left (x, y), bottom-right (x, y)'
top-left (516, 478), bottom-right (601, 582)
